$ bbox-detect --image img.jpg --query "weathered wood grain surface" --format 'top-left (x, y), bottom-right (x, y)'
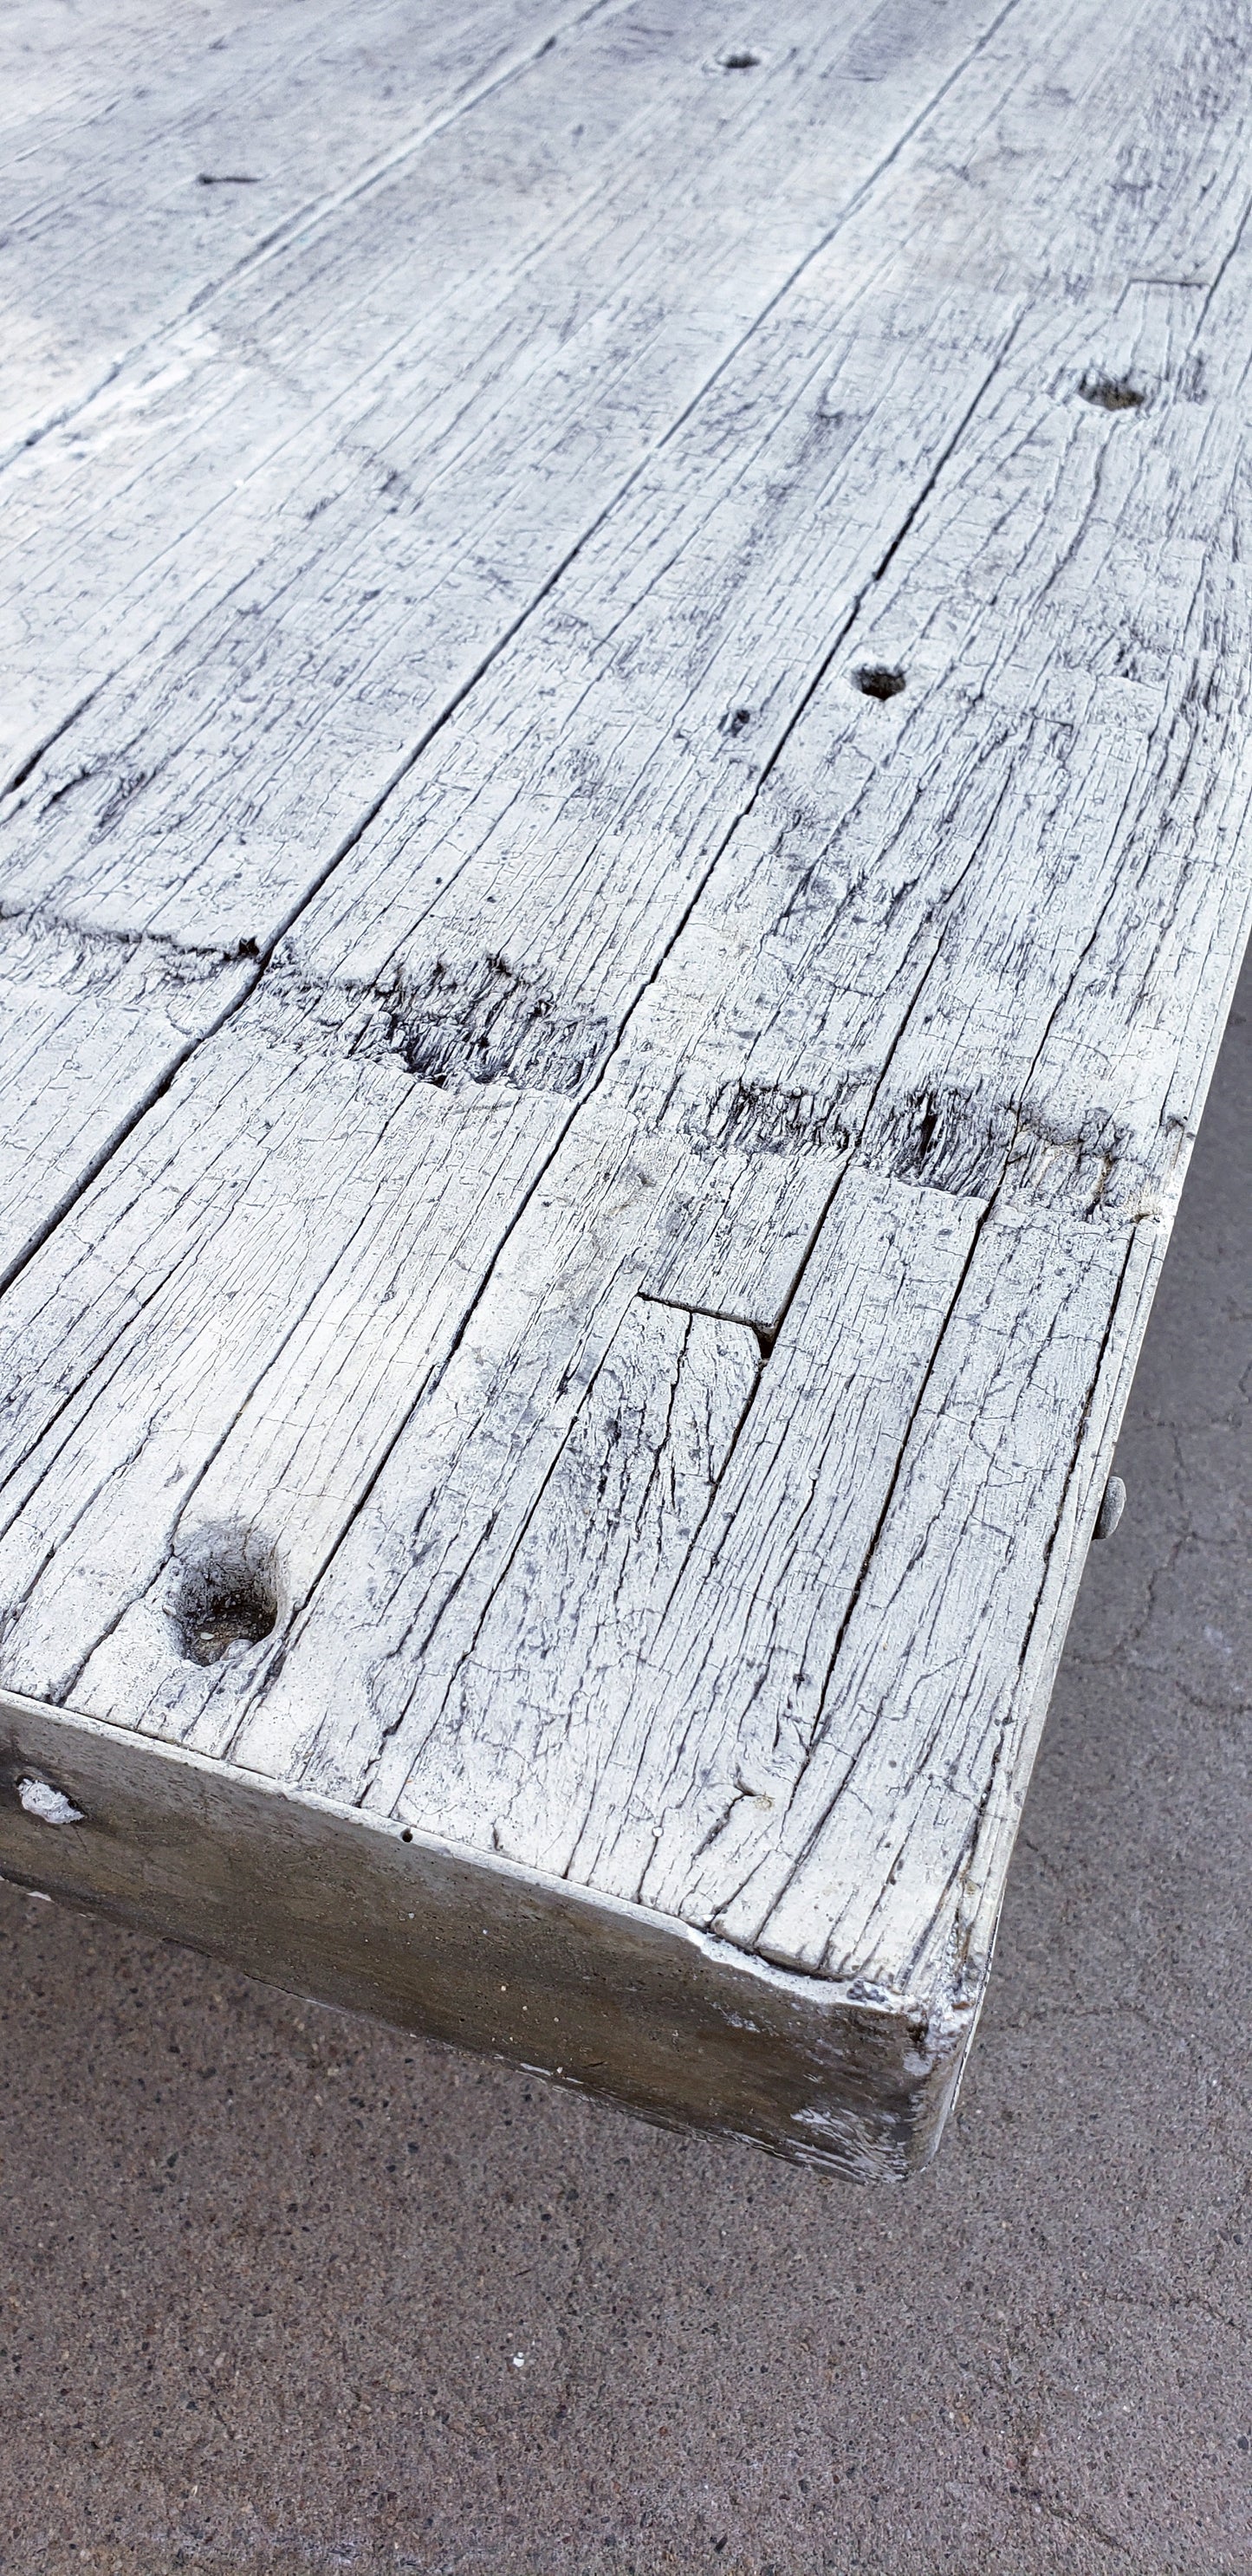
top-left (0, 0), bottom-right (611, 457)
top-left (1, 0), bottom-right (1249, 2177)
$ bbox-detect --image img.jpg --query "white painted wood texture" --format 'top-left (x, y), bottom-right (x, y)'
top-left (1, 0), bottom-right (1249, 2172)
top-left (1, 0), bottom-right (1001, 784)
top-left (0, 0), bottom-right (611, 457)
top-left (0, 0), bottom-right (1013, 1277)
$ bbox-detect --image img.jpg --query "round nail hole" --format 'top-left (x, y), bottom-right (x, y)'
top-left (718, 47), bottom-right (760, 68)
top-left (1079, 373), bottom-right (1145, 412)
top-left (172, 1528), bottom-right (280, 1665)
top-left (854, 665), bottom-right (905, 701)
top-left (400, 1827), bottom-right (413, 1844)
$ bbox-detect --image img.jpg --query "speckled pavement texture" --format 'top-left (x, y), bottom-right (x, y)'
top-left (2, 962), bottom-right (1249, 2576)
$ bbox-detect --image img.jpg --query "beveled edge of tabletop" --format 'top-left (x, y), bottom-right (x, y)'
top-left (0, 1687), bottom-right (981, 2183)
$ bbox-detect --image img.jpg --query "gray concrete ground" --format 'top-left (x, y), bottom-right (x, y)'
top-left (2, 962), bottom-right (1249, 2576)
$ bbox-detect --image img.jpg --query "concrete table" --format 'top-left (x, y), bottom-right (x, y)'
top-left (1, 0), bottom-right (1249, 2177)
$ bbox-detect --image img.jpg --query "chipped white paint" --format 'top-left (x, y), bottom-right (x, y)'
top-left (16, 1776), bottom-right (82, 1826)
top-left (0, 0), bottom-right (1249, 2173)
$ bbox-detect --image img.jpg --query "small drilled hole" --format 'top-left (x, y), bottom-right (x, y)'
top-left (719, 47), bottom-right (760, 68)
top-left (725, 704), bottom-right (753, 736)
top-left (172, 1529), bottom-right (279, 1665)
top-left (854, 665), bottom-right (905, 700)
top-left (1079, 373), bottom-right (1145, 411)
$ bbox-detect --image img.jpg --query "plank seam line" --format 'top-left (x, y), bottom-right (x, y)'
top-left (0, 1223), bottom-right (214, 1535)
top-left (0, 964), bottom-right (256, 1307)
top-left (0, 0), bottom-right (629, 477)
top-left (639, 1290), bottom-right (778, 1336)
top-left (1196, 178), bottom-right (1252, 331)
top-left (0, 896), bottom-right (229, 966)
top-left (3, 680), bottom-right (113, 800)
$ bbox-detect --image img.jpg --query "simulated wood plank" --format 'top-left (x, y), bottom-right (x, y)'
top-left (644, 1210), bottom-right (1141, 1965)
top-left (323, 1297), bottom-right (762, 1853)
top-left (0, 1009), bottom-right (563, 1697)
top-left (0, 0), bottom-right (612, 457)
